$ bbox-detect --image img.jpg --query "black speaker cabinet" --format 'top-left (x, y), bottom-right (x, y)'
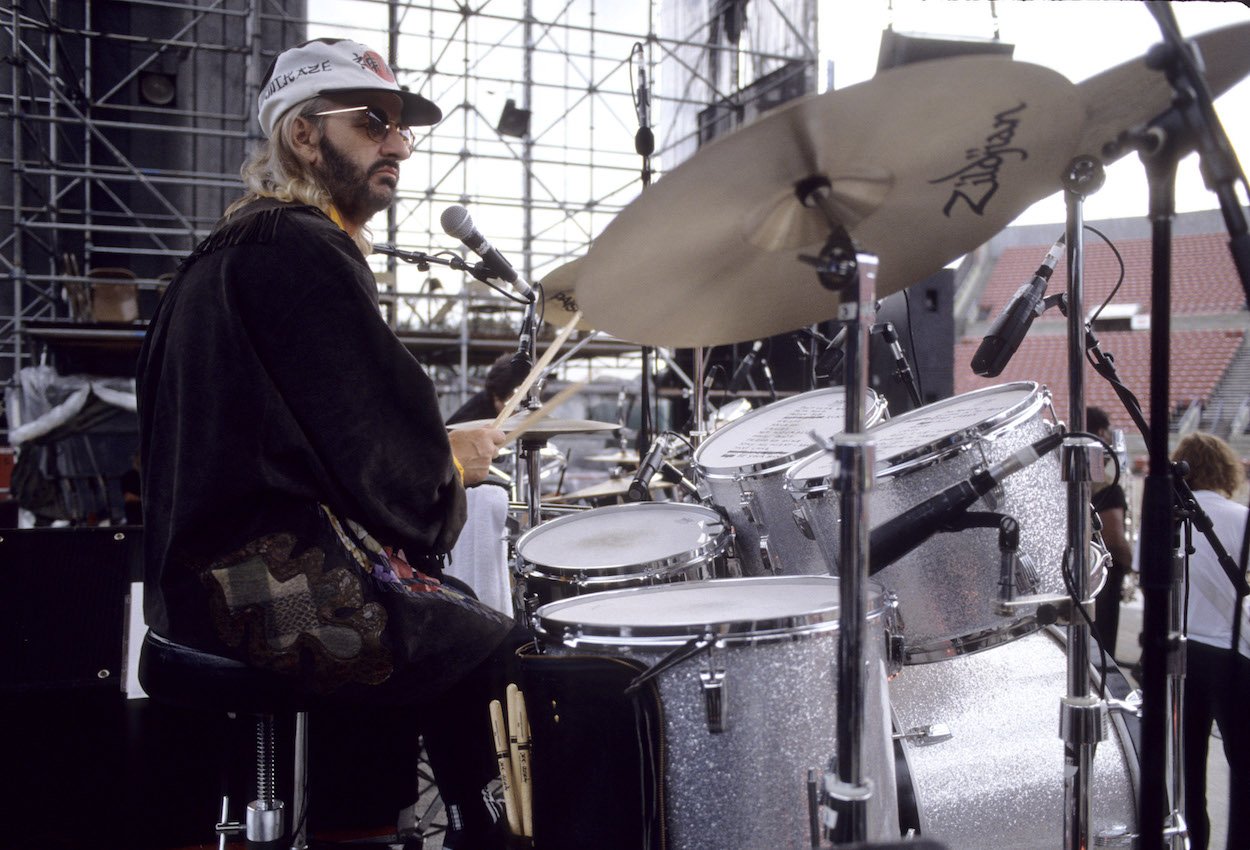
top-left (0, 526), bottom-right (141, 691)
top-left (871, 268), bottom-right (956, 416)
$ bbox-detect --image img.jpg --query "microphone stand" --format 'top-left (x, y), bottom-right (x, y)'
top-left (372, 243), bottom-right (516, 290)
top-left (797, 176), bottom-right (877, 846)
top-left (1126, 8), bottom-right (1250, 845)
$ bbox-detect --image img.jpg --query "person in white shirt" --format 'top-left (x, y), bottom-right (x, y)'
top-left (1170, 432), bottom-right (1249, 850)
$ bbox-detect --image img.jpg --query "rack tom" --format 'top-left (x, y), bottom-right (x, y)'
top-left (692, 387), bottom-right (886, 576)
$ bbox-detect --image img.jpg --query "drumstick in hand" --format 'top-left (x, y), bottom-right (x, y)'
top-left (493, 310), bottom-right (583, 428)
top-left (489, 699), bottom-right (522, 835)
top-left (501, 381), bottom-right (586, 445)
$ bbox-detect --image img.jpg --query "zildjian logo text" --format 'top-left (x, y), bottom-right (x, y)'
top-left (929, 102), bottom-right (1029, 217)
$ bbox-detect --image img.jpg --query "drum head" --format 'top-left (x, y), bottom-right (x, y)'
top-left (693, 387), bottom-right (883, 477)
top-left (516, 502), bottom-right (726, 576)
top-left (787, 381), bottom-right (1044, 488)
top-left (535, 575), bottom-right (881, 646)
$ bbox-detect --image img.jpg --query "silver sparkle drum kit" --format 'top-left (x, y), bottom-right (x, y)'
top-left (508, 19), bottom-right (1250, 850)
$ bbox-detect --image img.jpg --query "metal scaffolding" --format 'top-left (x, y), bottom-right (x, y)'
top-left (1, 0), bottom-right (818, 417)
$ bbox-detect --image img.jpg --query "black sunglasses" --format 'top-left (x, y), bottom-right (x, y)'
top-left (312, 105), bottom-right (416, 150)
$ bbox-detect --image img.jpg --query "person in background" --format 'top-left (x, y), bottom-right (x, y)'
top-left (137, 38), bottom-right (518, 848)
top-left (1170, 432), bottom-right (1248, 850)
top-left (447, 352), bottom-right (528, 425)
top-left (1088, 406), bottom-right (1133, 659)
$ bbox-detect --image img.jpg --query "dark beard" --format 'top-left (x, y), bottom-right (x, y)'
top-left (315, 135), bottom-right (396, 223)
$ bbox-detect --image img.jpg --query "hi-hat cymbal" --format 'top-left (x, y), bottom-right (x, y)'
top-left (538, 258), bottom-right (597, 332)
top-left (552, 477), bottom-right (672, 502)
top-left (584, 450), bottom-right (690, 466)
top-left (1074, 21), bottom-right (1250, 165)
top-left (585, 450), bottom-right (642, 465)
top-left (449, 415), bottom-right (619, 439)
top-left (577, 55), bottom-right (1083, 347)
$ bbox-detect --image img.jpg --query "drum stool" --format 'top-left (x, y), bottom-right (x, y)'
top-left (138, 630), bottom-right (316, 850)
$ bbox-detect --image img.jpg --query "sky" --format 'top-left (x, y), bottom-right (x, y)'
top-left (819, 0), bottom-right (1250, 228)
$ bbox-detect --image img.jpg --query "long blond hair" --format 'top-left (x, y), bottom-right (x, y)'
top-left (1172, 431), bottom-right (1245, 498)
top-left (225, 97), bottom-right (371, 256)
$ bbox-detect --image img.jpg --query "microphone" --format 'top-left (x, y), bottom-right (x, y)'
top-left (513, 309), bottom-right (534, 371)
top-left (628, 432), bottom-right (673, 501)
top-left (727, 341), bottom-right (763, 393)
top-left (633, 50), bottom-right (654, 158)
top-left (970, 235), bottom-right (1065, 378)
top-left (815, 326), bottom-right (848, 377)
top-left (869, 432), bottom-right (1065, 572)
top-left (636, 64), bottom-right (651, 130)
top-left (440, 205), bottom-right (534, 301)
top-left (759, 357), bottom-right (778, 402)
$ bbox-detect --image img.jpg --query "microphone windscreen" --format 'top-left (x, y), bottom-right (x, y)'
top-left (440, 205), bottom-right (473, 239)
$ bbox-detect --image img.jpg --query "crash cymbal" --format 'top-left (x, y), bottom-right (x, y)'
top-left (1075, 21), bottom-right (1250, 166)
top-left (577, 55), bottom-right (1082, 347)
top-left (449, 415), bottom-right (619, 439)
top-left (538, 258), bottom-right (596, 332)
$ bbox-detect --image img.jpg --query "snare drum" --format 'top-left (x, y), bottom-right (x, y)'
top-left (534, 576), bottom-right (900, 850)
top-left (516, 501), bottom-right (728, 605)
top-left (786, 382), bottom-right (1097, 662)
top-left (693, 387), bottom-right (887, 576)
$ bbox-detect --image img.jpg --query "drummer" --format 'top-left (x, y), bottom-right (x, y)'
top-left (137, 37), bottom-right (519, 848)
top-left (448, 352), bottom-right (528, 425)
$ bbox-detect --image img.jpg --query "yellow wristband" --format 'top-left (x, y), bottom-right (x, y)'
top-left (452, 456), bottom-right (465, 480)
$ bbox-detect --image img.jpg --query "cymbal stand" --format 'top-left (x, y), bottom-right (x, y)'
top-left (691, 345), bottom-right (708, 447)
top-left (799, 178), bottom-right (877, 846)
top-left (1057, 155), bottom-right (1107, 850)
top-left (512, 296), bottom-right (546, 530)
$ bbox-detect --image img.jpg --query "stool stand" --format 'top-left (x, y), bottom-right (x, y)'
top-left (215, 710), bottom-right (305, 850)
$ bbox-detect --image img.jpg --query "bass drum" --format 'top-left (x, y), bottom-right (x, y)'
top-left (890, 629), bottom-right (1140, 850)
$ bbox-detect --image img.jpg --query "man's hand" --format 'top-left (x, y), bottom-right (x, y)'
top-left (448, 427), bottom-right (507, 485)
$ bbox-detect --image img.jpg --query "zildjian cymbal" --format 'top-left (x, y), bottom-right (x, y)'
top-left (1074, 21), bottom-right (1250, 166)
top-left (576, 55), bottom-right (1084, 347)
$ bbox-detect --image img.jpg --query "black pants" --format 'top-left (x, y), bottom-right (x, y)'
top-left (1094, 561), bottom-right (1127, 658)
top-left (1183, 640), bottom-right (1249, 850)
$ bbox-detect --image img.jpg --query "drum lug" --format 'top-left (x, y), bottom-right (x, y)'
top-left (883, 592), bottom-right (905, 677)
top-left (737, 486), bottom-right (760, 527)
top-left (757, 536), bottom-right (778, 574)
top-left (792, 507), bottom-right (815, 540)
top-left (699, 651), bottom-right (728, 733)
top-left (892, 723), bottom-right (953, 745)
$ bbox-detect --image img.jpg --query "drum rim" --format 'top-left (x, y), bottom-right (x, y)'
top-left (534, 575), bottom-right (885, 647)
top-left (516, 501), bottom-right (728, 574)
top-left (784, 381), bottom-right (1048, 496)
top-left (692, 386), bottom-right (885, 478)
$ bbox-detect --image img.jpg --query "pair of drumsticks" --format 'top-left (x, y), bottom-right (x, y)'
top-left (489, 683), bottom-right (533, 837)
